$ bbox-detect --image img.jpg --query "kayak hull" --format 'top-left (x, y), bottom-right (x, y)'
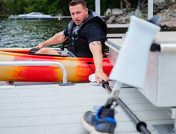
top-left (0, 48), bottom-right (113, 82)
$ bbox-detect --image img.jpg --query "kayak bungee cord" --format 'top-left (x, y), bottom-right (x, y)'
top-left (102, 81), bottom-right (151, 134)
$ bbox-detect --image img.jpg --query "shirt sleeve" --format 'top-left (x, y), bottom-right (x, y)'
top-left (83, 22), bottom-right (107, 44)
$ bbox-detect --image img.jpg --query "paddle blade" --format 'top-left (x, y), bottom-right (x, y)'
top-left (148, 15), bottom-right (162, 26)
top-left (109, 16), bottom-right (160, 88)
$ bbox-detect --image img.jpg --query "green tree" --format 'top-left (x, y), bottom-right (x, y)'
top-left (0, 0), bottom-right (139, 17)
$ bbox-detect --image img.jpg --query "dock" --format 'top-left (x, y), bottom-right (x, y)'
top-left (0, 24), bottom-right (176, 134)
top-left (0, 82), bottom-right (173, 134)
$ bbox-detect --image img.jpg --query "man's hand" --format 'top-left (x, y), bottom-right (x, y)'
top-left (95, 70), bottom-right (108, 84)
top-left (36, 43), bottom-right (45, 49)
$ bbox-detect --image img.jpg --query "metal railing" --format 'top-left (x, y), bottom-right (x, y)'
top-left (0, 61), bottom-right (68, 84)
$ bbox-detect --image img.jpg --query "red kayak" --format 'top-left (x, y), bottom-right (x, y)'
top-left (0, 48), bottom-right (113, 82)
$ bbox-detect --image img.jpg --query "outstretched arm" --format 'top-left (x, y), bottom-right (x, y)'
top-left (36, 31), bottom-right (67, 49)
top-left (89, 41), bottom-right (108, 84)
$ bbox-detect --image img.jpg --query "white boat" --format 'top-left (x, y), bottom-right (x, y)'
top-left (14, 12), bottom-right (52, 19)
top-left (8, 12), bottom-right (70, 20)
top-left (9, 12), bottom-right (52, 19)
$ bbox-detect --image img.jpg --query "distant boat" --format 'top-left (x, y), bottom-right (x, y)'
top-left (18, 12), bottom-right (52, 19)
top-left (9, 12), bottom-right (53, 19)
top-left (8, 12), bottom-right (72, 20)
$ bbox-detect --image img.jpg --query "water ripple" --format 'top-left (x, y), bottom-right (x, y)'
top-left (0, 19), bottom-right (67, 48)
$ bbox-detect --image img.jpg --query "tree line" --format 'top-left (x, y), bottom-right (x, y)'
top-left (0, 0), bottom-right (134, 17)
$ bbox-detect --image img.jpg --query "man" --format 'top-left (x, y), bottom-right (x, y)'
top-left (35, 0), bottom-right (108, 84)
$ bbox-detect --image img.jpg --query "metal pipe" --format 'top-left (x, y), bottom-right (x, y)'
top-left (148, 0), bottom-right (153, 19)
top-left (102, 82), bottom-right (151, 134)
top-left (95, 0), bottom-right (100, 15)
top-left (0, 61), bottom-right (67, 83)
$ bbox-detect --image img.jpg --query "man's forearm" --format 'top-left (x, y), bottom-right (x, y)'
top-left (89, 41), bottom-right (108, 82)
top-left (39, 32), bottom-right (66, 48)
top-left (89, 41), bottom-right (104, 72)
top-left (94, 52), bottom-right (103, 72)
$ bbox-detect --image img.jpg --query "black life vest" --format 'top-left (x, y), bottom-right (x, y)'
top-left (67, 10), bottom-right (107, 57)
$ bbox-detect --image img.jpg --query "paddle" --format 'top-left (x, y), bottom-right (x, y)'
top-left (87, 16), bottom-right (160, 134)
top-left (148, 15), bottom-right (161, 26)
top-left (102, 81), bottom-right (151, 134)
top-left (148, 15), bottom-right (162, 52)
top-left (88, 74), bottom-right (151, 134)
top-left (29, 47), bottom-right (40, 54)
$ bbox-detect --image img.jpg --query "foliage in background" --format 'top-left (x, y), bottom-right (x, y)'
top-left (0, 0), bottom-right (139, 17)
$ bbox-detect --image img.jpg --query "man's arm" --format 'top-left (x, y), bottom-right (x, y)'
top-left (36, 31), bottom-right (67, 49)
top-left (89, 41), bottom-right (108, 83)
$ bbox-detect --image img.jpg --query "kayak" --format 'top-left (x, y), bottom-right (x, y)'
top-left (0, 48), bottom-right (113, 82)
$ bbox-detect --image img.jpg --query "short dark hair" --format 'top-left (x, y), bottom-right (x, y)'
top-left (69, 0), bottom-right (87, 7)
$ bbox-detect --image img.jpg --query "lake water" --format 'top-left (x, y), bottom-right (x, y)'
top-left (0, 19), bottom-right (68, 48)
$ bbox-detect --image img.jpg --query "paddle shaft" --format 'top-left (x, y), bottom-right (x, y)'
top-left (102, 81), bottom-right (151, 134)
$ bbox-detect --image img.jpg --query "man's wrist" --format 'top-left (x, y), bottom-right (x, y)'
top-left (95, 69), bottom-right (103, 73)
top-left (39, 43), bottom-right (46, 48)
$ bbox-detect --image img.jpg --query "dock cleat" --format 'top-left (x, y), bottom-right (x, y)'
top-left (82, 106), bottom-right (116, 134)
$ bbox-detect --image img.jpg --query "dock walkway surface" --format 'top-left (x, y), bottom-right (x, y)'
top-left (0, 82), bottom-right (173, 134)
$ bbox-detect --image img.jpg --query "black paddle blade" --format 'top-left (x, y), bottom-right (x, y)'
top-left (148, 16), bottom-right (162, 52)
top-left (150, 43), bottom-right (161, 52)
top-left (148, 15), bottom-right (162, 26)
top-left (29, 47), bottom-right (40, 54)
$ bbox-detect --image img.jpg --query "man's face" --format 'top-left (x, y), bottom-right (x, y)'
top-left (69, 4), bottom-right (88, 26)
